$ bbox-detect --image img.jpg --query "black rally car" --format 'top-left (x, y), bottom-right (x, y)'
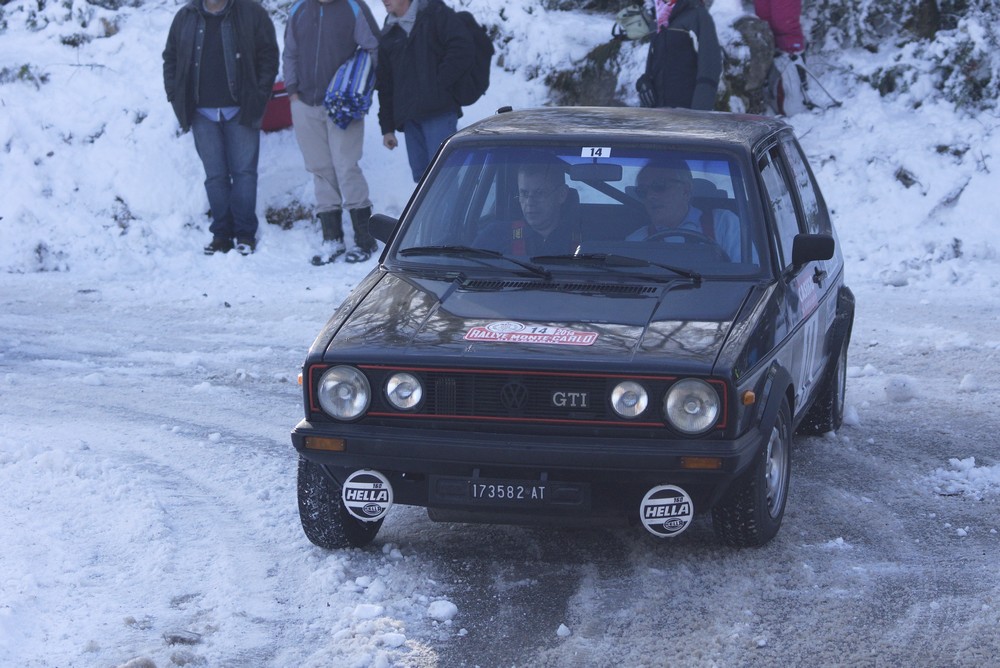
top-left (291, 107), bottom-right (855, 549)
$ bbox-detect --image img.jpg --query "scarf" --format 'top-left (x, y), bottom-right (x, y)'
top-left (655, 0), bottom-right (677, 30)
top-left (385, 0), bottom-right (420, 36)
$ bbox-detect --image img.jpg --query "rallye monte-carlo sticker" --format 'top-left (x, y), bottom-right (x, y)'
top-left (342, 470), bottom-right (393, 522)
top-left (464, 321), bottom-right (598, 346)
top-left (640, 484), bottom-right (694, 538)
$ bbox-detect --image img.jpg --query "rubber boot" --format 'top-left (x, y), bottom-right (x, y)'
top-left (311, 210), bottom-right (346, 265)
top-left (345, 206), bottom-right (378, 263)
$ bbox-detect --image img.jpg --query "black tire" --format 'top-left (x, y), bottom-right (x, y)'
top-left (799, 335), bottom-right (848, 436)
top-left (297, 456), bottom-right (382, 549)
top-left (712, 398), bottom-right (791, 547)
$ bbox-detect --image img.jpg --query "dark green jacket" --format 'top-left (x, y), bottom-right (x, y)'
top-left (163, 0), bottom-right (279, 131)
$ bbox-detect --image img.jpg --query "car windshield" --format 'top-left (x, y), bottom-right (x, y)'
top-left (392, 143), bottom-right (769, 278)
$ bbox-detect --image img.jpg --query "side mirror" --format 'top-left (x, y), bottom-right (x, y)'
top-left (791, 233), bottom-right (834, 266)
top-left (368, 213), bottom-right (398, 244)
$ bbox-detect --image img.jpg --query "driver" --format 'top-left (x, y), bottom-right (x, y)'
top-left (626, 158), bottom-right (740, 261)
top-left (474, 157), bottom-right (581, 257)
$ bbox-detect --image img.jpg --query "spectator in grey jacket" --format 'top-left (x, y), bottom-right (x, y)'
top-left (163, 0), bottom-right (278, 256)
top-left (377, 0), bottom-right (474, 182)
top-left (284, 0), bottom-right (381, 264)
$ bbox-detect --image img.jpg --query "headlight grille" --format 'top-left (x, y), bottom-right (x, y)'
top-left (309, 364), bottom-right (728, 432)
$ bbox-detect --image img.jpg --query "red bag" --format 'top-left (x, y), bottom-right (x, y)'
top-left (262, 81), bottom-right (292, 132)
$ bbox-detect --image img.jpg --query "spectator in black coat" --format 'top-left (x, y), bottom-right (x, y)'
top-left (638, 0), bottom-right (721, 111)
top-left (376, 0), bottom-right (474, 182)
top-left (163, 0), bottom-right (278, 255)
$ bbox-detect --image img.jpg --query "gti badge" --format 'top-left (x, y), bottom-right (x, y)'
top-left (552, 391), bottom-right (589, 408)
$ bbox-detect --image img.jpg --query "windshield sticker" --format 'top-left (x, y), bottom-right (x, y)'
top-left (465, 321), bottom-right (598, 346)
top-left (581, 147), bottom-right (612, 158)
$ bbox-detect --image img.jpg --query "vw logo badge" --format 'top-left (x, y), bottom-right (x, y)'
top-left (499, 381), bottom-right (529, 410)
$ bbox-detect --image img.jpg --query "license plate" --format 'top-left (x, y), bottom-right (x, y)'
top-left (468, 481), bottom-right (548, 505)
top-left (429, 475), bottom-right (588, 509)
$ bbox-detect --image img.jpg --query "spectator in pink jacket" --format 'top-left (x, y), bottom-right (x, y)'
top-left (755, 0), bottom-right (811, 115)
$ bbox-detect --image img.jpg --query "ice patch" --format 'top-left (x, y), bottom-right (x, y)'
top-left (928, 457), bottom-right (1000, 500)
top-left (842, 404), bottom-right (861, 426)
top-left (958, 374), bottom-right (979, 392)
top-left (379, 632), bottom-right (406, 648)
top-left (822, 537), bottom-right (853, 550)
top-left (884, 375), bottom-right (919, 402)
top-left (353, 604), bottom-right (384, 619)
top-left (82, 372), bottom-right (104, 386)
top-left (427, 600), bottom-right (458, 622)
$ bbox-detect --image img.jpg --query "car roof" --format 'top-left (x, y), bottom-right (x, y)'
top-left (450, 106), bottom-right (790, 153)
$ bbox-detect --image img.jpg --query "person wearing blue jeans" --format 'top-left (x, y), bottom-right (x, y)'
top-left (376, 0), bottom-right (474, 183)
top-left (190, 111), bottom-right (261, 253)
top-left (400, 112), bottom-right (458, 183)
top-left (163, 0), bottom-right (278, 255)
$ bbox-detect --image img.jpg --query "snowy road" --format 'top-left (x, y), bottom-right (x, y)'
top-left (2, 271), bottom-right (999, 667)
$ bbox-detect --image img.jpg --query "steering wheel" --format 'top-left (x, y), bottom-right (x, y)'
top-left (645, 228), bottom-right (729, 261)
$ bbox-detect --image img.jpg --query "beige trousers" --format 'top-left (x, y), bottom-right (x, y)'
top-left (290, 99), bottom-right (372, 213)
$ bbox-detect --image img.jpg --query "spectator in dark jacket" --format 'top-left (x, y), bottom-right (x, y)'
top-left (163, 0), bottom-right (278, 255)
top-left (376, 0), bottom-right (474, 182)
top-left (640, 0), bottom-right (721, 111)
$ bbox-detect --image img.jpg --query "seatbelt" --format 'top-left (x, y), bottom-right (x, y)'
top-left (511, 220), bottom-right (580, 255)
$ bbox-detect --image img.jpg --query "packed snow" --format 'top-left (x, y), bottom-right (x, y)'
top-left (2, 0), bottom-right (1000, 665)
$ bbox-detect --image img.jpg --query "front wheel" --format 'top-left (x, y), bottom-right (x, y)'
top-left (712, 398), bottom-right (791, 547)
top-left (297, 456), bottom-right (382, 549)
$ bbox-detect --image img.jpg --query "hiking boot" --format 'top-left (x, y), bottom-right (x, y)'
top-left (344, 244), bottom-right (377, 263)
top-left (312, 209), bottom-right (346, 264)
top-left (318, 210), bottom-right (345, 241)
top-left (204, 237), bottom-right (234, 255)
top-left (311, 239), bottom-right (347, 265)
top-left (235, 238), bottom-right (256, 256)
top-left (345, 206), bottom-right (378, 263)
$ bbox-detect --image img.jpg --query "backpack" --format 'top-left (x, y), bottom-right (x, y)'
top-left (612, 4), bottom-right (655, 41)
top-left (451, 11), bottom-right (495, 106)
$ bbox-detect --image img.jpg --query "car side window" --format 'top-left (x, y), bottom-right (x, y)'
top-left (758, 147), bottom-right (801, 271)
top-left (781, 137), bottom-right (830, 235)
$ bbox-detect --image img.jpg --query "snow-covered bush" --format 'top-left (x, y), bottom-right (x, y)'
top-left (808, 0), bottom-right (1000, 111)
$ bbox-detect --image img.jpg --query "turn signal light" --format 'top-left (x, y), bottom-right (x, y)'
top-left (680, 456), bottom-right (722, 470)
top-left (305, 436), bottom-right (345, 452)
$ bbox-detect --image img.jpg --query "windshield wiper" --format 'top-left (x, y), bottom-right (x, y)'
top-left (400, 245), bottom-right (551, 279)
top-left (532, 253), bottom-right (702, 283)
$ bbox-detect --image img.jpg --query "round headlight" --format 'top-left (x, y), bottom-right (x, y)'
top-left (317, 366), bottom-right (371, 420)
top-left (386, 372), bottom-right (423, 410)
top-left (611, 381), bottom-right (649, 418)
top-left (664, 379), bottom-right (720, 434)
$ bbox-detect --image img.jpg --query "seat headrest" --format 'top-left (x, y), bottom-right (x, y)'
top-left (691, 178), bottom-right (725, 199)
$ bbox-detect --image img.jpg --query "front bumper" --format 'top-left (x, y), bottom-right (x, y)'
top-left (291, 420), bottom-right (765, 524)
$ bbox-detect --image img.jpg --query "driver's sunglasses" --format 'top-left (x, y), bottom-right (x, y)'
top-left (635, 178), bottom-right (685, 199)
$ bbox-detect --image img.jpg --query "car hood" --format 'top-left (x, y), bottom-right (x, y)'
top-left (324, 272), bottom-right (758, 373)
